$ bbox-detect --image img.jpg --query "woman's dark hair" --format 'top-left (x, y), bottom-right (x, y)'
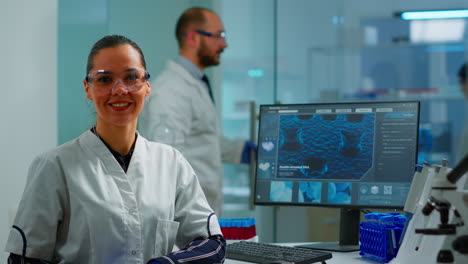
top-left (86, 35), bottom-right (147, 75)
top-left (459, 63), bottom-right (467, 84)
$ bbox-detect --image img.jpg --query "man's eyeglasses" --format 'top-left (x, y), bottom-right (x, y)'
top-left (195, 30), bottom-right (226, 41)
top-left (85, 68), bottom-right (151, 94)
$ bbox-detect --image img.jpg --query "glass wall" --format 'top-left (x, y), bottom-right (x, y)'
top-left (274, 0), bottom-right (468, 168)
top-left (220, 0), bottom-right (277, 242)
top-left (220, 0), bottom-right (468, 242)
top-left (220, 0), bottom-right (275, 208)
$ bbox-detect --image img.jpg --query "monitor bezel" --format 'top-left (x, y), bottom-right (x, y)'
top-left (253, 100), bottom-right (420, 210)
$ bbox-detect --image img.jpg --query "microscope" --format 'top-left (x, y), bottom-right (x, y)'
top-left (392, 155), bottom-right (468, 264)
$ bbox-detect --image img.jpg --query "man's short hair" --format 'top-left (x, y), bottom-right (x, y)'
top-left (459, 63), bottom-right (467, 84)
top-left (175, 7), bottom-right (214, 47)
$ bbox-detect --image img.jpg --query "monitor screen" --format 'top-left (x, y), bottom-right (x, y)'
top-left (254, 101), bottom-right (420, 209)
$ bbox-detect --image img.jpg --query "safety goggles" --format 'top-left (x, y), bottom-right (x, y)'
top-left (85, 68), bottom-right (151, 93)
top-left (195, 30), bottom-right (226, 42)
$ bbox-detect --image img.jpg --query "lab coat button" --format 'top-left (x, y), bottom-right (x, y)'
top-left (131, 250), bottom-right (137, 255)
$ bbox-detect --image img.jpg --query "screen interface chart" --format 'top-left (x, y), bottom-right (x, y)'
top-left (255, 102), bottom-right (419, 208)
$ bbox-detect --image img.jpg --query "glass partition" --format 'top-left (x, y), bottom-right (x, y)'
top-left (220, 0), bottom-right (468, 243)
top-left (220, 0), bottom-right (276, 242)
top-left (271, 0), bottom-right (467, 243)
top-left (275, 0), bottom-right (468, 167)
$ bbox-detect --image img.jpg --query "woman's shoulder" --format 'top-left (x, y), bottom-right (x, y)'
top-left (33, 131), bottom-right (90, 164)
top-left (27, 140), bottom-right (80, 179)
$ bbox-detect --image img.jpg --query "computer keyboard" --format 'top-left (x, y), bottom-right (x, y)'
top-left (226, 241), bottom-right (333, 264)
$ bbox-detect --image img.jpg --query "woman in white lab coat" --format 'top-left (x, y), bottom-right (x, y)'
top-left (5, 35), bottom-right (225, 264)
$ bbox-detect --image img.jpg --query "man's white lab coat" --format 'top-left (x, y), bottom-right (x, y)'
top-left (139, 60), bottom-right (244, 215)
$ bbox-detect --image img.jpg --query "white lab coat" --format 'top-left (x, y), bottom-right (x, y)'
top-left (5, 130), bottom-right (221, 264)
top-left (139, 60), bottom-right (244, 215)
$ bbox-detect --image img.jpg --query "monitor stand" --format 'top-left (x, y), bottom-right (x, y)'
top-left (295, 208), bottom-right (360, 252)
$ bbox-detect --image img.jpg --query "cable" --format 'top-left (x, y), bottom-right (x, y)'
top-left (12, 225), bottom-right (27, 264)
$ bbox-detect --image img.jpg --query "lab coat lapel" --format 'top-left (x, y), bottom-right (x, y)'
top-left (124, 132), bottom-right (145, 186)
top-left (83, 130), bottom-right (125, 175)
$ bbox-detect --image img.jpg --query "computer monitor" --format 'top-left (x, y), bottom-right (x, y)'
top-left (254, 101), bottom-right (420, 252)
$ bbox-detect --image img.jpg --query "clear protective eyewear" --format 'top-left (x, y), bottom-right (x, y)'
top-left (195, 30), bottom-right (226, 41)
top-left (85, 68), bottom-right (151, 93)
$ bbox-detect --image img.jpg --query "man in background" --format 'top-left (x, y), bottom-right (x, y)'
top-left (139, 7), bottom-right (255, 216)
